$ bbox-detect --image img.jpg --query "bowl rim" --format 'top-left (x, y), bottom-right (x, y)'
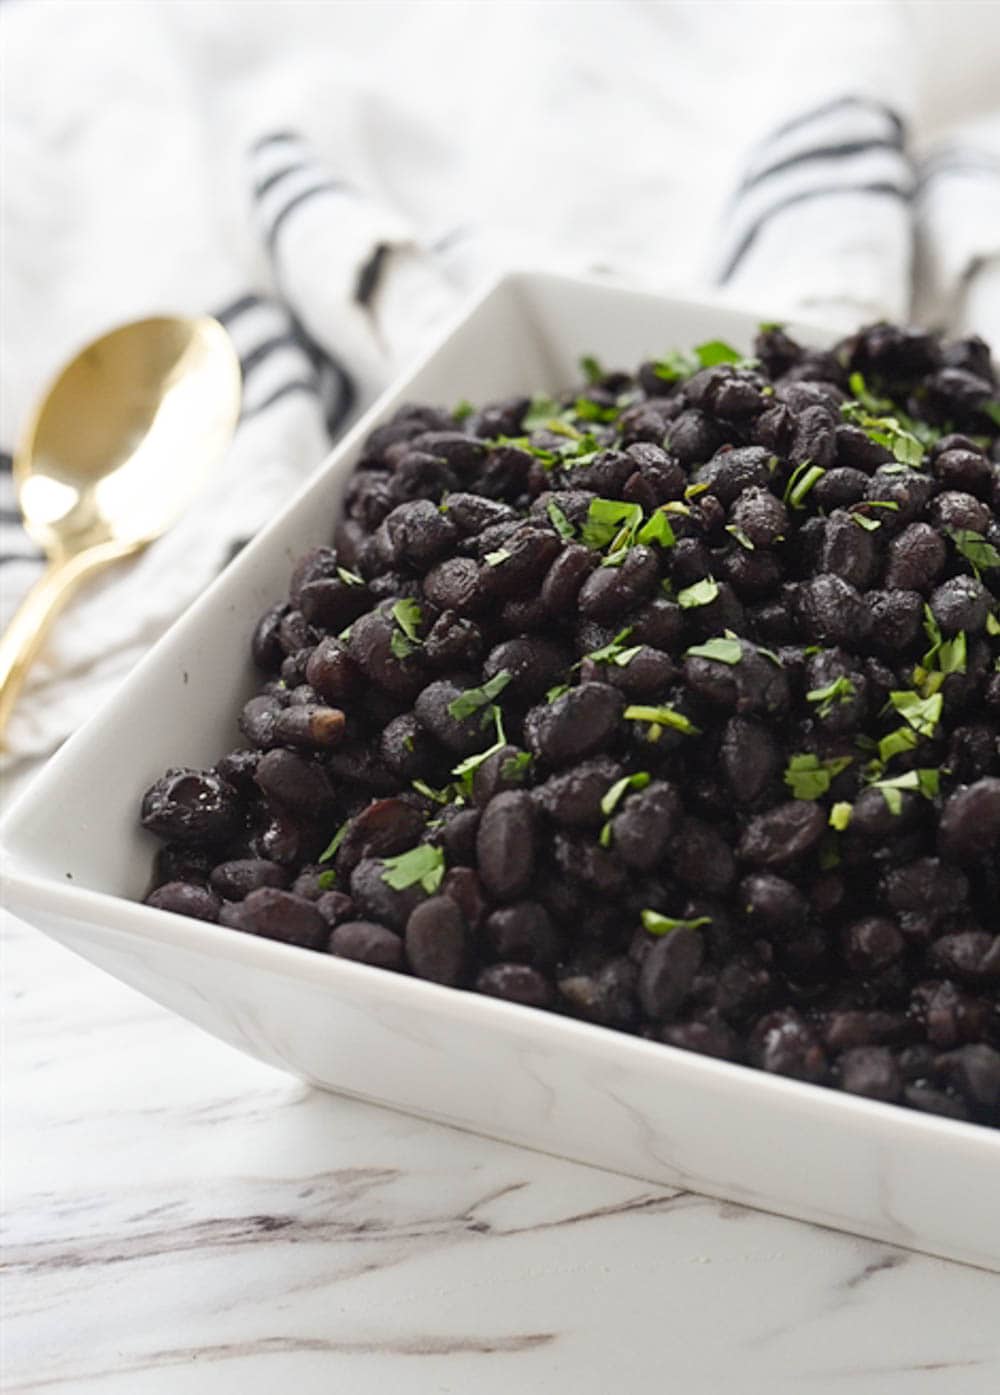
top-left (4, 266), bottom-right (998, 1156)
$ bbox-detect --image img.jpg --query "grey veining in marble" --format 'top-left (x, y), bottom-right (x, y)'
top-left (4, 909), bottom-right (1000, 1395)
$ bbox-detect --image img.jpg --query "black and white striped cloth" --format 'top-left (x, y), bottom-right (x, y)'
top-left (2, 7), bottom-right (999, 767)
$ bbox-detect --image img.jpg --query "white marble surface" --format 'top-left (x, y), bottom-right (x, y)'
top-left (4, 908), bottom-right (1000, 1395)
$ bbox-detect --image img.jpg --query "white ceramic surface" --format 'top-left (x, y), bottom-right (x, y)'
top-left (3, 271), bottom-right (999, 1272)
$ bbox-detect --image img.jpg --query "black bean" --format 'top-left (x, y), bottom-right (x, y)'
top-left (739, 873), bottom-right (807, 936)
top-left (483, 637), bottom-right (573, 703)
top-left (929, 576), bottom-right (991, 636)
top-left (475, 962), bottom-right (554, 1008)
top-left (348, 609), bottom-right (426, 700)
top-left (405, 897), bottom-right (468, 984)
top-left (414, 677), bottom-right (497, 756)
top-left (145, 881), bottom-right (222, 921)
top-left (329, 920), bottom-right (405, 970)
top-left (928, 489), bottom-right (992, 534)
top-left (738, 801), bottom-right (826, 866)
top-left (335, 798), bottom-right (427, 879)
top-left (423, 612), bottom-right (484, 670)
top-left (812, 467), bottom-right (872, 511)
top-left (484, 900), bottom-right (559, 966)
top-left (728, 487), bottom-right (788, 547)
top-left (471, 745), bottom-right (532, 807)
top-left (936, 1045), bottom-right (1000, 1110)
top-left (251, 603), bottom-right (288, 672)
top-left (683, 641), bottom-right (789, 718)
top-left (379, 713), bottom-right (440, 781)
top-left (221, 887), bottom-right (327, 949)
top-left (833, 424), bottom-right (893, 472)
top-left (272, 704), bottom-right (346, 750)
top-left (628, 597), bottom-right (685, 651)
top-left (610, 781), bottom-right (682, 869)
top-left (863, 588), bottom-right (924, 654)
top-left (434, 805), bottom-right (481, 866)
top-left (422, 557), bottom-right (485, 615)
top-left (838, 1046), bottom-right (902, 1101)
top-left (305, 638), bottom-right (364, 704)
top-left (672, 817), bottom-right (736, 893)
top-left (254, 749), bottom-right (334, 817)
top-left (349, 857), bottom-right (427, 932)
top-left (820, 510), bottom-right (879, 589)
top-left (532, 756), bottom-right (622, 827)
top-left (476, 791), bottom-right (537, 900)
top-left (577, 546), bottom-right (661, 622)
top-left (479, 525), bottom-right (561, 598)
top-left (720, 717), bottom-right (782, 805)
top-left (140, 768), bottom-right (240, 845)
top-left (937, 778), bottom-right (1000, 863)
top-left (750, 1008), bottom-right (827, 1081)
top-left (524, 683), bottom-right (624, 767)
top-left (794, 574), bottom-right (869, 647)
top-left (559, 956), bottom-right (639, 1027)
top-left (639, 928), bottom-right (704, 1020)
top-left (209, 859), bottom-right (291, 900)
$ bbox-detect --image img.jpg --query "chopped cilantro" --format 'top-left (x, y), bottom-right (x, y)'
top-left (783, 753), bottom-right (853, 800)
top-left (685, 637), bottom-right (742, 665)
top-left (600, 771), bottom-right (652, 818)
top-left (336, 566), bottom-right (365, 586)
top-left (451, 706), bottom-right (508, 787)
top-left (887, 689), bottom-right (942, 737)
top-left (784, 459), bottom-right (825, 508)
top-left (947, 528), bottom-right (1000, 577)
top-left (624, 704), bottom-right (700, 738)
top-left (652, 350), bottom-right (696, 382)
top-left (871, 768), bottom-right (940, 814)
top-left (586, 627), bottom-right (634, 664)
top-left (807, 675), bottom-right (857, 717)
top-left (546, 682), bottom-right (572, 703)
top-left (983, 401), bottom-right (1000, 429)
top-left (864, 499), bottom-right (900, 512)
top-left (581, 498), bottom-right (642, 551)
top-left (641, 909), bottom-right (711, 934)
top-left (579, 354), bottom-right (605, 385)
top-left (522, 394), bottom-right (565, 431)
top-left (390, 598), bottom-right (423, 659)
top-left (987, 611), bottom-right (1000, 637)
top-left (684, 481), bottom-right (711, 501)
top-left (677, 577), bottom-right (720, 609)
top-left (726, 524), bottom-right (756, 550)
top-left (452, 399), bottom-right (474, 423)
top-left (381, 844), bottom-right (446, 894)
top-left (829, 801), bottom-right (853, 831)
top-left (484, 548), bottom-right (511, 566)
top-left (878, 725), bottom-right (921, 764)
top-left (319, 821), bottom-right (350, 863)
top-left (574, 396), bottom-right (618, 423)
top-left (447, 670), bottom-right (512, 722)
top-left (316, 869), bottom-right (337, 891)
top-left (851, 513), bottom-right (882, 532)
top-left (636, 510), bottom-right (676, 549)
top-left (547, 499), bottom-right (576, 540)
top-left (500, 751), bottom-right (533, 781)
top-left (695, 338), bottom-right (743, 367)
top-left (412, 779), bottom-right (452, 805)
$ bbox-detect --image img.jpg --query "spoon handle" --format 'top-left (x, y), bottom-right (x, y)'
top-left (0, 542), bottom-right (141, 744)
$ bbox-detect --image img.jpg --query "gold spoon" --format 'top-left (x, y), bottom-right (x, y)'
top-left (0, 316), bottom-right (242, 741)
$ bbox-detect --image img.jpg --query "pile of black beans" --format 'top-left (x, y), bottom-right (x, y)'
top-left (140, 321), bottom-right (1000, 1129)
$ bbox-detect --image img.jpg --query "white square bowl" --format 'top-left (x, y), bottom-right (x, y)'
top-left (4, 271), bottom-right (999, 1272)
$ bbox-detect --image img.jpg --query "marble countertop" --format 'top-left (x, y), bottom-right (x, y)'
top-left (5, 907), bottom-right (1000, 1395)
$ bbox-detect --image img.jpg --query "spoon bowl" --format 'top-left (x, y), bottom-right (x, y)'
top-left (1, 315), bottom-right (242, 740)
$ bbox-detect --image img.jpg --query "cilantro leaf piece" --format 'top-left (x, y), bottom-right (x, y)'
top-left (677, 577), bottom-right (720, 609)
top-left (641, 909), bottom-right (712, 934)
top-left (500, 751), bottom-right (533, 781)
top-left (987, 611), bottom-right (1000, 637)
top-left (613, 646), bottom-right (642, 667)
top-left (547, 499), bottom-right (576, 540)
top-left (983, 401), bottom-right (1000, 430)
top-left (336, 567), bottom-right (365, 586)
top-left (451, 706), bottom-right (508, 787)
top-left (878, 725), bottom-right (921, 764)
top-left (581, 498), bottom-right (643, 551)
top-left (683, 481), bottom-right (711, 501)
top-left (447, 670), bottom-right (512, 722)
top-left (783, 753), bottom-right (853, 800)
top-left (390, 598), bottom-right (423, 658)
top-left (484, 549), bottom-right (511, 566)
top-left (694, 338), bottom-right (743, 367)
top-left (579, 354), bottom-right (605, 385)
top-left (888, 689), bottom-right (942, 737)
top-left (381, 844), bottom-right (446, 894)
top-left (726, 524), bottom-right (755, 550)
top-left (685, 637), bottom-right (742, 665)
top-left (652, 350), bottom-right (696, 382)
top-left (947, 528), bottom-right (1000, 576)
top-left (783, 459), bottom-right (825, 508)
top-left (546, 682), bottom-right (572, 703)
top-left (319, 821), bottom-right (350, 863)
top-left (851, 513), bottom-right (882, 532)
top-left (586, 627), bottom-right (634, 664)
top-left (574, 396), bottom-right (619, 423)
top-left (828, 802), bottom-right (853, 831)
top-left (600, 771), bottom-right (652, 818)
top-left (316, 869), bottom-right (337, 891)
top-left (452, 399), bottom-right (474, 423)
top-left (806, 675), bottom-right (856, 718)
top-left (636, 510), bottom-right (676, 549)
top-left (411, 779), bottom-right (453, 805)
top-left (870, 768), bottom-right (940, 814)
top-left (522, 394), bottom-right (565, 431)
top-left (624, 704), bottom-right (700, 737)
